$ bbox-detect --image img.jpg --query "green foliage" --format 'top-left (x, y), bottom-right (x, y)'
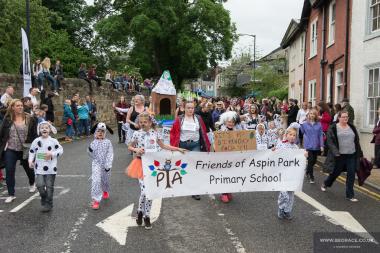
top-left (250, 60), bottom-right (288, 99)
top-left (0, 0), bottom-right (96, 76)
top-left (0, 0), bottom-right (52, 73)
top-left (90, 0), bottom-right (236, 88)
top-left (268, 86), bottom-right (288, 100)
top-left (41, 0), bottom-right (92, 48)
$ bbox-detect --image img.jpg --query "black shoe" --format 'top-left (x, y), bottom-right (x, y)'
top-left (144, 217), bottom-right (152, 230)
top-left (41, 205), bottom-right (52, 213)
top-left (283, 212), bottom-right (293, 220)
top-left (136, 211), bottom-right (143, 226)
top-left (192, 195), bottom-right (201, 200)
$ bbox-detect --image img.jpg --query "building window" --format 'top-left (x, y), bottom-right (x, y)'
top-left (298, 80), bottom-right (303, 102)
top-left (371, 0), bottom-right (380, 33)
top-left (328, 1), bottom-right (336, 45)
top-left (308, 80), bottom-right (317, 105)
top-left (335, 69), bottom-right (344, 104)
top-left (290, 84), bottom-right (295, 98)
top-left (310, 19), bottom-right (318, 58)
top-left (367, 67), bottom-right (380, 126)
top-left (300, 34), bottom-right (305, 64)
top-left (326, 72), bottom-right (332, 103)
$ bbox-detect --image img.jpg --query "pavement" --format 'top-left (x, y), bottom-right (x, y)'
top-left (0, 135), bottom-right (379, 253)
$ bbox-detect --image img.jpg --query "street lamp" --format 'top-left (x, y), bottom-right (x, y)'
top-left (238, 33), bottom-right (256, 84)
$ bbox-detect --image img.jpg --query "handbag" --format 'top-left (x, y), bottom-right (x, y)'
top-left (14, 123), bottom-right (30, 160)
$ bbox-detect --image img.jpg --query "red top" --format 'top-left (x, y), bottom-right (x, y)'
top-left (170, 115), bottom-right (211, 152)
top-left (320, 111), bottom-right (332, 132)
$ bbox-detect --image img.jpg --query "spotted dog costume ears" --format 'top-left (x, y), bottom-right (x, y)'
top-left (37, 120), bottom-right (57, 135)
top-left (90, 122), bottom-right (114, 135)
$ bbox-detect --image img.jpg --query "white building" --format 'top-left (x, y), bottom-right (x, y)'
top-left (350, 0), bottom-right (380, 158)
top-left (281, 19), bottom-right (306, 102)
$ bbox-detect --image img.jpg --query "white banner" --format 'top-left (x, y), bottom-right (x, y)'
top-left (21, 28), bottom-right (32, 97)
top-left (142, 149), bottom-right (306, 199)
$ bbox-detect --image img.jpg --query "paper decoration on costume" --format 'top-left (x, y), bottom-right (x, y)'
top-left (152, 70), bottom-right (176, 95)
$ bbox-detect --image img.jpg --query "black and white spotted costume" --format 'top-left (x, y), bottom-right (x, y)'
top-left (276, 140), bottom-right (299, 216)
top-left (88, 123), bottom-right (114, 202)
top-left (28, 136), bottom-right (63, 174)
top-left (130, 129), bottom-right (163, 218)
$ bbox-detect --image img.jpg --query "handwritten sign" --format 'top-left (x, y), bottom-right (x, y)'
top-left (214, 130), bottom-right (256, 152)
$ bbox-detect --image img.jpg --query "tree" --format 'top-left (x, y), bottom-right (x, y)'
top-left (0, 0), bottom-right (53, 73)
top-left (0, 0), bottom-right (95, 76)
top-left (41, 0), bottom-right (92, 48)
top-left (90, 0), bottom-right (236, 88)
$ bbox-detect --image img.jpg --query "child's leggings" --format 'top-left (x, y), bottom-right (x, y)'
top-left (91, 163), bottom-right (110, 202)
top-left (138, 179), bottom-right (152, 217)
top-left (278, 191), bottom-right (294, 213)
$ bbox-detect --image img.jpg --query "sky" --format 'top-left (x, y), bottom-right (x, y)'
top-left (85, 0), bottom-right (304, 59)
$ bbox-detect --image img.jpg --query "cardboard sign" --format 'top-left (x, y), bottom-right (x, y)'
top-left (214, 130), bottom-right (256, 152)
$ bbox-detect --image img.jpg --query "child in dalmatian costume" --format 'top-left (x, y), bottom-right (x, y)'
top-left (28, 121), bottom-right (63, 212)
top-left (127, 112), bottom-right (185, 229)
top-left (273, 124), bottom-right (306, 220)
top-left (267, 121), bottom-right (278, 149)
top-left (255, 123), bottom-right (269, 150)
top-left (88, 122), bottom-right (114, 210)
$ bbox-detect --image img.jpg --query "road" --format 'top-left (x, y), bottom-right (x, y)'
top-left (0, 135), bottom-right (379, 253)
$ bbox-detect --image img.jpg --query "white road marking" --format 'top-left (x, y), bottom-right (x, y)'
top-left (295, 191), bottom-right (377, 242)
top-left (96, 198), bottom-right (162, 245)
top-left (56, 175), bottom-right (86, 178)
top-left (9, 192), bottom-right (39, 213)
top-left (96, 203), bottom-right (134, 246)
top-left (0, 210), bottom-right (3, 213)
top-left (209, 195), bottom-right (247, 253)
top-left (62, 211), bottom-right (88, 253)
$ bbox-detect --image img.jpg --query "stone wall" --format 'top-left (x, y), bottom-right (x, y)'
top-left (0, 73), bottom-right (148, 131)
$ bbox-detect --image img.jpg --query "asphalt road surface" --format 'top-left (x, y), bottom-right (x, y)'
top-left (0, 135), bottom-right (379, 253)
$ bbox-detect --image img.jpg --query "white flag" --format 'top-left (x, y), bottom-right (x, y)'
top-left (21, 28), bottom-right (32, 97)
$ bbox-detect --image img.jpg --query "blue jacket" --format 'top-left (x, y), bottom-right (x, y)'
top-left (212, 109), bottom-right (224, 123)
top-left (78, 105), bottom-right (89, 120)
top-left (300, 121), bottom-right (324, 151)
top-left (63, 104), bottom-right (75, 123)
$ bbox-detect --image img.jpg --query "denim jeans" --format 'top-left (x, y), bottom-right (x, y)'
top-left (5, 149), bottom-right (35, 196)
top-left (65, 124), bottom-right (74, 137)
top-left (79, 119), bottom-right (89, 136)
top-left (179, 140), bottom-right (201, 151)
top-left (36, 174), bottom-right (56, 208)
top-left (42, 72), bottom-right (57, 91)
top-left (324, 154), bottom-right (357, 199)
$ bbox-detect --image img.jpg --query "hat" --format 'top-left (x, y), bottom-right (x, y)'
top-left (90, 122), bottom-right (114, 135)
top-left (37, 120), bottom-right (57, 135)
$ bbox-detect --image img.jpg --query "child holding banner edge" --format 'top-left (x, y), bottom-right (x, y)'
top-left (273, 125), bottom-right (307, 220)
top-left (127, 112), bottom-right (186, 229)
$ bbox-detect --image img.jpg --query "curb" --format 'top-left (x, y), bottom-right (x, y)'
top-left (316, 159), bottom-right (380, 192)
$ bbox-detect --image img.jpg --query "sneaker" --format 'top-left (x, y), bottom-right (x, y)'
top-left (309, 178), bottom-right (315, 184)
top-left (53, 91), bottom-right (59, 96)
top-left (102, 192), bottom-right (109, 200)
top-left (346, 198), bottom-right (359, 202)
top-left (136, 211), bottom-right (143, 226)
top-left (227, 193), bottom-right (233, 201)
top-left (192, 195), bottom-right (201, 200)
top-left (5, 196), bottom-right (16, 203)
top-left (220, 194), bottom-right (230, 203)
top-left (29, 184), bottom-right (36, 193)
top-left (321, 184), bottom-right (326, 192)
top-left (144, 217), bottom-right (152, 230)
top-left (283, 212), bottom-right (293, 220)
top-left (92, 201), bottom-right (100, 210)
top-left (277, 209), bottom-right (285, 219)
top-left (41, 205), bottom-right (52, 212)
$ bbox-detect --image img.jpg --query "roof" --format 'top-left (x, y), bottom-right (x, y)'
top-left (260, 47), bottom-right (287, 61)
top-left (280, 19), bottom-right (302, 48)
